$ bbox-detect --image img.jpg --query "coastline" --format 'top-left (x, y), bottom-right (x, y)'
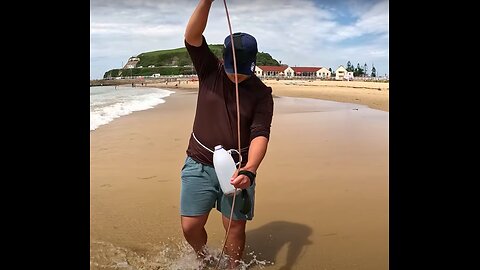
top-left (137, 78), bottom-right (389, 112)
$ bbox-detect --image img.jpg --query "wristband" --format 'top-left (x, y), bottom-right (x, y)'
top-left (238, 170), bottom-right (256, 187)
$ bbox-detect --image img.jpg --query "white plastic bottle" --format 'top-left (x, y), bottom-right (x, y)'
top-left (213, 145), bottom-right (241, 195)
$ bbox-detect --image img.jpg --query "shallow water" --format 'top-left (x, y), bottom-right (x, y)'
top-left (90, 238), bottom-right (273, 270)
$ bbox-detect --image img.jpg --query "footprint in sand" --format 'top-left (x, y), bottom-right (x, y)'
top-left (137, 176), bottom-right (157, 180)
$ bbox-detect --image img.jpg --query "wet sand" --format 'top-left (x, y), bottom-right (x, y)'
top-left (90, 87), bottom-right (388, 269)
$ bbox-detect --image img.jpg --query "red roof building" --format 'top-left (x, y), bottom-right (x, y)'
top-left (255, 65), bottom-right (288, 76)
top-left (254, 65), bottom-right (332, 78)
top-left (291, 67), bottom-right (322, 77)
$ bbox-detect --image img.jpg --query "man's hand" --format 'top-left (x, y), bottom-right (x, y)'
top-left (229, 136), bottom-right (268, 189)
top-left (230, 170), bottom-right (251, 190)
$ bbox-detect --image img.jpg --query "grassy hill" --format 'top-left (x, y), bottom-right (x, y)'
top-left (103, 44), bottom-right (280, 78)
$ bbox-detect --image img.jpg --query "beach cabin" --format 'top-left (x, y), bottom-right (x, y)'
top-left (335, 65), bottom-right (347, 80)
top-left (316, 67), bottom-right (331, 79)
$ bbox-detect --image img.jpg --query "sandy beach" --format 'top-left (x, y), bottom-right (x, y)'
top-left (143, 78), bottom-right (389, 112)
top-left (90, 80), bottom-right (389, 269)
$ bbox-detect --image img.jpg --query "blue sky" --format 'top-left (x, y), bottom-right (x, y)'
top-left (90, 0), bottom-right (388, 79)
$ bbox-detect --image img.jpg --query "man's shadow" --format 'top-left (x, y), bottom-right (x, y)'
top-left (245, 221), bottom-right (313, 270)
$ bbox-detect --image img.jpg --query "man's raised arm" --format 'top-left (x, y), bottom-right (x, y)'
top-left (185, 0), bottom-right (214, 47)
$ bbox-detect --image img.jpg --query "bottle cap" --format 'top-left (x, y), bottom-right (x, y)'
top-left (214, 145), bottom-right (223, 150)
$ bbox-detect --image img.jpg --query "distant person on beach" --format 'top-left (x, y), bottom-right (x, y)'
top-left (180, 0), bottom-right (274, 267)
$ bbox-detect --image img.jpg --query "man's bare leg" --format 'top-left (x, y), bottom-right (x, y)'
top-left (222, 215), bottom-right (247, 268)
top-left (181, 214), bottom-right (210, 257)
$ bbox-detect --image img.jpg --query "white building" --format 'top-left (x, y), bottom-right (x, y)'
top-left (284, 67), bottom-right (295, 77)
top-left (254, 65), bottom-right (332, 79)
top-left (335, 65), bottom-right (347, 80)
top-left (316, 67), bottom-right (331, 79)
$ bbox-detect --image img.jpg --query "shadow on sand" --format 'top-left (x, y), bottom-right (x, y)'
top-left (245, 221), bottom-right (313, 269)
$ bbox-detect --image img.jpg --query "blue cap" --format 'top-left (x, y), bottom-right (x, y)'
top-left (223, 33), bottom-right (258, 76)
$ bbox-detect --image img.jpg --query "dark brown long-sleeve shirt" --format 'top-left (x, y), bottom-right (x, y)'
top-left (185, 36), bottom-right (274, 166)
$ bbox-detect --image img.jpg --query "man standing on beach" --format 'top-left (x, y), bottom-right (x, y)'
top-left (180, 0), bottom-right (274, 267)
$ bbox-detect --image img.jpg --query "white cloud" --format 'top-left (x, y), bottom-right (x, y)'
top-left (90, 0), bottom-right (388, 79)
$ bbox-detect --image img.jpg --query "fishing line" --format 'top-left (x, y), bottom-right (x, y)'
top-left (216, 0), bottom-right (243, 268)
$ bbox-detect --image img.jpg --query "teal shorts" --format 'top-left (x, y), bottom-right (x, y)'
top-left (180, 156), bottom-right (255, 220)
